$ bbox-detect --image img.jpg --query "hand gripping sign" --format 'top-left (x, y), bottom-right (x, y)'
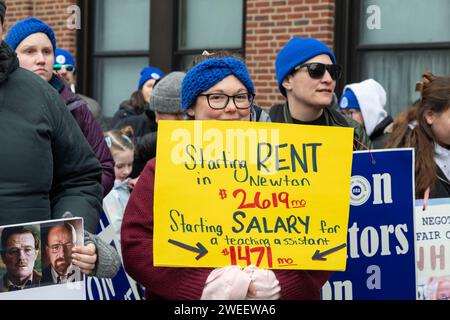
top-left (153, 120), bottom-right (354, 270)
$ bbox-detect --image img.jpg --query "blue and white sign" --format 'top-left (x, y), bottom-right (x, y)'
top-left (85, 211), bottom-right (141, 300)
top-left (322, 149), bottom-right (416, 300)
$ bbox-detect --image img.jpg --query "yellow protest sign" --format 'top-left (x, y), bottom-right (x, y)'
top-left (154, 120), bottom-right (353, 270)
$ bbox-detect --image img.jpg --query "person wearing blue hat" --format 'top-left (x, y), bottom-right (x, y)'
top-left (138, 67), bottom-right (164, 103)
top-left (339, 79), bottom-right (393, 149)
top-left (120, 53), bottom-right (329, 301)
top-left (54, 48), bottom-right (76, 88)
top-left (338, 88), bottom-right (363, 123)
top-left (5, 18), bottom-right (114, 197)
top-left (5, 17), bottom-right (57, 81)
top-left (270, 37), bottom-right (371, 150)
top-left (3, 16), bottom-right (123, 280)
top-left (0, 5), bottom-right (102, 254)
top-left (109, 66), bottom-right (165, 152)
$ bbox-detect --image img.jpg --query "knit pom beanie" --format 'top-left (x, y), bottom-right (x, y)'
top-left (181, 57), bottom-right (254, 111)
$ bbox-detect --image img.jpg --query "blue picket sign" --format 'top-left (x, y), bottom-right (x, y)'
top-left (85, 210), bottom-right (142, 300)
top-left (322, 149), bottom-right (417, 300)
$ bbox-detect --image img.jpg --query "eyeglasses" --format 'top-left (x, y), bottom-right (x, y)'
top-left (198, 93), bottom-right (255, 110)
top-left (47, 243), bottom-right (74, 253)
top-left (6, 246), bottom-right (36, 257)
top-left (53, 64), bottom-right (74, 72)
top-left (293, 63), bottom-right (342, 80)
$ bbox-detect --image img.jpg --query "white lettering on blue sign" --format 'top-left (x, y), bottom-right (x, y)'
top-left (322, 280), bottom-right (353, 300)
top-left (348, 222), bottom-right (409, 259)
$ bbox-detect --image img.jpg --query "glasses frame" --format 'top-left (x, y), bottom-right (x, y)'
top-left (53, 64), bottom-right (75, 72)
top-left (47, 243), bottom-right (74, 254)
top-left (293, 63), bottom-right (342, 81)
top-left (198, 93), bottom-right (255, 110)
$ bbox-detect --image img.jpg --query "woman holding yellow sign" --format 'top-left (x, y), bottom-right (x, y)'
top-left (121, 53), bottom-right (331, 300)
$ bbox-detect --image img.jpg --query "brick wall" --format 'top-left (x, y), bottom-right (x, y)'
top-left (3, 0), bottom-right (78, 58)
top-left (3, 0), bottom-right (335, 110)
top-left (246, 0), bottom-right (335, 109)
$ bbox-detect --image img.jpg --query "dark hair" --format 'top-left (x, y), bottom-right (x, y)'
top-left (385, 72), bottom-right (450, 197)
top-left (128, 90), bottom-right (148, 114)
top-left (128, 76), bottom-right (163, 114)
top-left (1, 226), bottom-right (40, 257)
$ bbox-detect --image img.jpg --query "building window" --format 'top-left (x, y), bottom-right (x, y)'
top-left (176, 0), bottom-right (244, 70)
top-left (337, 0), bottom-right (450, 116)
top-left (80, 0), bottom-right (245, 119)
top-left (92, 0), bottom-right (150, 118)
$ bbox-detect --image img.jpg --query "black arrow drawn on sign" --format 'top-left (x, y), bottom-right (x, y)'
top-left (168, 239), bottom-right (208, 260)
top-left (312, 243), bottom-right (347, 261)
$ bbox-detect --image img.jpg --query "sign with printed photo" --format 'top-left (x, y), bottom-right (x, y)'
top-left (153, 120), bottom-right (354, 270)
top-left (322, 149), bottom-right (417, 300)
top-left (0, 218), bottom-right (85, 300)
top-left (415, 198), bottom-right (450, 300)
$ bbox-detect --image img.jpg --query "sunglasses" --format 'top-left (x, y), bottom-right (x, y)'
top-left (293, 63), bottom-right (342, 80)
top-left (53, 64), bottom-right (74, 72)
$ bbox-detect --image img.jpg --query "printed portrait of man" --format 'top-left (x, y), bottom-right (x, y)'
top-left (41, 222), bottom-right (82, 285)
top-left (0, 226), bottom-right (41, 292)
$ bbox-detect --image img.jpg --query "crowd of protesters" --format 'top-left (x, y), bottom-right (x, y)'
top-left (0, 0), bottom-right (449, 300)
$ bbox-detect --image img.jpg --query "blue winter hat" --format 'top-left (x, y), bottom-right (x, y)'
top-left (339, 88), bottom-right (360, 110)
top-left (5, 17), bottom-right (57, 50)
top-left (55, 48), bottom-right (76, 71)
top-left (138, 67), bottom-right (164, 89)
top-left (275, 37), bottom-right (336, 97)
top-left (181, 57), bottom-right (255, 111)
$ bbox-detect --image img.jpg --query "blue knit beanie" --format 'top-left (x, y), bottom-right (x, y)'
top-left (339, 88), bottom-right (360, 110)
top-left (5, 17), bottom-right (57, 50)
top-left (138, 67), bottom-right (164, 89)
top-left (275, 37), bottom-right (336, 97)
top-left (181, 57), bottom-right (255, 111)
top-left (55, 48), bottom-right (76, 71)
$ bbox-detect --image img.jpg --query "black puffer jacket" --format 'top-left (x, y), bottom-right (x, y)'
top-left (0, 42), bottom-right (102, 233)
top-left (109, 100), bottom-right (157, 137)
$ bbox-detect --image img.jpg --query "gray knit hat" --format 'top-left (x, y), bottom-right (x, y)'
top-left (149, 71), bottom-right (186, 114)
top-left (0, 0), bottom-right (6, 24)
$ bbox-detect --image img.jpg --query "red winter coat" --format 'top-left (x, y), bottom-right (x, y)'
top-left (121, 158), bottom-right (332, 300)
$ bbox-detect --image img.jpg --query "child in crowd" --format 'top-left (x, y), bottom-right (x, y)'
top-left (103, 127), bottom-right (135, 243)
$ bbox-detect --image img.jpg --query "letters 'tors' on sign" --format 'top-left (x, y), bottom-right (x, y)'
top-left (153, 120), bottom-right (354, 271)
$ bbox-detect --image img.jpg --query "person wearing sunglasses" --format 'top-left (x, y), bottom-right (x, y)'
top-left (338, 79), bottom-right (393, 149)
top-left (5, 18), bottom-right (114, 197)
top-left (271, 37), bottom-right (371, 150)
top-left (53, 48), bottom-right (76, 89)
